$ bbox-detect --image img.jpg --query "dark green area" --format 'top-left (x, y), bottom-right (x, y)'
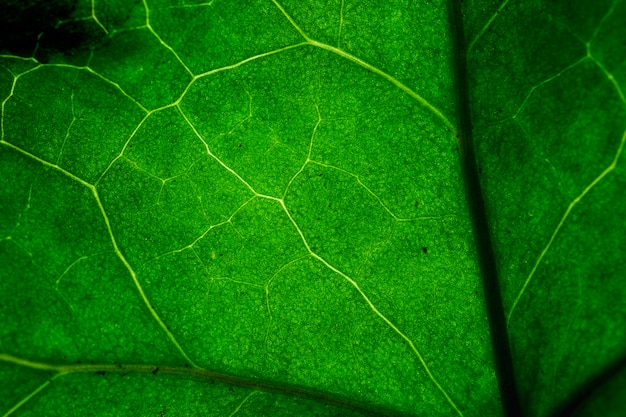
top-left (1, 0), bottom-right (625, 416)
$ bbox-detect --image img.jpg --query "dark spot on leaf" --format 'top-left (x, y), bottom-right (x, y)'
top-left (422, 247), bottom-right (428, 254)
top-left (95, 371), bottom-right (106, 376)
top-left (152, 367), bottom-right (159, 375)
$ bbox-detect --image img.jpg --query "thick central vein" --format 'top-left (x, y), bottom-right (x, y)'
top-left (447, 1), bottom-right (522, 416)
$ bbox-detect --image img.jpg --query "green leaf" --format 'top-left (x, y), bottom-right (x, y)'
top-left (1, 1), bottom-right (624, 416)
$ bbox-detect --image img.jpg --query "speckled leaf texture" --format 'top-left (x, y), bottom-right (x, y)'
top-left (0, 1), bottom-right (624, 416)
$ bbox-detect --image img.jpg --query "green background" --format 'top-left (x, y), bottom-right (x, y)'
top-left (1, 0), bottom-right (624, 416)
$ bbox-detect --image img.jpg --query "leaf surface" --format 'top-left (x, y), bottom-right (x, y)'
top-left (0, 1), bottom-right (624, 416)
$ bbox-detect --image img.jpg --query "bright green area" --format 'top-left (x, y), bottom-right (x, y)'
top-left (0, 1), bottom-right (624, 416)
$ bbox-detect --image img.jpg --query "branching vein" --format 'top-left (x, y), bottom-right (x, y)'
top-left (268, 0), bottom-right (454, 132)
top-left (277, 198), bottom-right (464, 417)
top-left (0, 140), bottom-right (197, 368)
top-left (467, 0), bottom-right (510, 54)
top-left (507, 30), bottom-right (626, 323)
top-left (507, 129), bottom-right (626, 323)
top-left (228, 391), bottom-right (260, 417)
top-left (142, 0), bottom-right (194, 77)
top-left (1, 379), bottom-right (51, 417)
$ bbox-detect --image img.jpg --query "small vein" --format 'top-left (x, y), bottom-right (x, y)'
top-left (282, 103), bottom-right (321, 198)
top-left (337, 0), bottom-right (345, 47)
top-left (143, 0), bottom-right (195, 77)
top-left (269, 0), bottom-right (312, 42)
top-left (193, 42), bottom-right (310, 80)
top-left (91, 0), bottom-right (109, 35)
top-left (587, 53), bottom-right (626, 104)
top-left (589, 0), bottom-right (620, 45)
top-left (467, 0), bottom-right (511, 54)
top-left (177, 104), bottom-right (259, 196)
top-left (55, 16), bottom-right (93, 30)
top-left (268, 1), bottom-right (455, 131)
top-left (124, 156), bottom-right (167, 185)
top-left (1, 379), bottom-right (51, 417)
top-left (1, 66), bottom-right (43, 141)
top-left (165, 2), bottom-right (215, 9)
top-left (0, 140), bottom-right (196, 367)
top-left (492, 56), bottom-right (588, 124)
top-left (55, 255), bottom-right (89, 287)
top-left (56, 90), bottom-right (77, 165)
top-left (3, 182), bottom-right (33, 241)
top-left (0, 55), bottom-right (39, 62)
top-left (308, 160), bottom-right (442, 223)
top-left (228, 391), bottom-right (259, 417)
top-left (265, 254), bottom-right (311, 320)
top-left (311, 41), bottom-right (454, 132)
top-left (42, 63), bottom-right (148, 112)
top-left (277, 199), bottom-right (463, 417)
top-left (95, 112), bottom-right (152, 185)
top-left (109, 25), bottom-right (149, 37)
top-left (91, 187), bottom-right (197, 366)
top-left (30, 33), bottom-right (43, 59)
top-left (508, 44), bottom-right (626, 323)
top-left (139, 196), bottom-right (256, 268)
top-left (0, 141), bottom-right (93, 188)
top-left (507, 130), bottom-right (626, 324)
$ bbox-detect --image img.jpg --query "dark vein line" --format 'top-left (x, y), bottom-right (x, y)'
top-left (548, 352), bottom-right (626, 417)
top-left (0, 353), bottom-right (406, 417)
top-left (447, 1), bottom-right (522, 416)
